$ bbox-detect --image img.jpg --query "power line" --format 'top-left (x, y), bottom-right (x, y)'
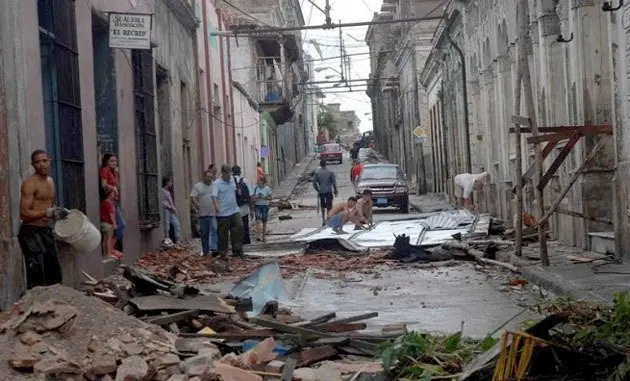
top-left (212, 14), bottom-right (444, 36)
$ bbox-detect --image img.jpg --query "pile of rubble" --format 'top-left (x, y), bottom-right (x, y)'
top-left (137, 248), bottom-right (395, 285)
top-left (0, 261), bottom-right (388, 381)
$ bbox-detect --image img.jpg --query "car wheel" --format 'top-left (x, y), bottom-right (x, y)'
top-left (339, 158), bottom-right (343, 164)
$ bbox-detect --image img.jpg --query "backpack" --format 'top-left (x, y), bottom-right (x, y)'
top-left (234, 176), bottom-right (250, 206)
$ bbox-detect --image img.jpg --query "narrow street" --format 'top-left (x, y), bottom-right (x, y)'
top-left (232, 151), bottom-right (544, 339)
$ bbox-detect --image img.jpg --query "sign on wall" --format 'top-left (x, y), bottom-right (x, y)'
top-left (413, 126), bottom-right (427, 144)
top-left (109, 13), bottom-right (153, 49)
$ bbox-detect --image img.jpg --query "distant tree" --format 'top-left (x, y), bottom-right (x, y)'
top-left (317, 105), bottom-right (338, 139)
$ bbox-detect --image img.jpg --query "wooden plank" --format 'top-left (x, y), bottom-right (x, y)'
top-left (291, 312), bottom-right (336, 327)
top-left (348, 339), bottom-right (378, 356)
top-left (314, 322), bottom-right (367, 333)
top-left (178, 329), bottom-right (276, 340)
top-left (251, 317), bottom-right (333, 338)
top-left (537, 132), bottom-right (581, 190)
top-left (514, 135), bottom-right (566, 191)
top-left (296, 345), bottom-right (338, 367)
top-left (552, 208), bottom-right (613, 225)
top-left (509, 124), bottom-right (612, 133)
top-left (511, 115), bottom-right (531, 126)
top-left (317, 312), bottom-right (378, 326)
top-left (518, 0), bottom-right (547, 266)
top-left (147, 310), bottom-right (200, 325)
top-left (310, 337), bottom-right (350, 346)
top-left (533, 136), bottom-right (611, 229)
top-left (527, 132), bottom-right (573, 144)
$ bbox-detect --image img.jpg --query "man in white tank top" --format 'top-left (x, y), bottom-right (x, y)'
top-left (453, 172), bottom-right (491, 211)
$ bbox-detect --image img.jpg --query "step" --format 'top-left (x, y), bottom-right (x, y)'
top-left (587, 231), bottom-right (615, 255)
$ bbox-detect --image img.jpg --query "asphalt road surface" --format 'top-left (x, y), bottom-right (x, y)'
top-left (256, 151), bottom-right (542, 339)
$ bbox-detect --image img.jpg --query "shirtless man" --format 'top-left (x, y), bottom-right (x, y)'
top-left (326, 197), bottom-right (361, 234)
top-left (354, 190), bottom-right (374, 230)
top-left (18, 150), bottom-right (69, 289)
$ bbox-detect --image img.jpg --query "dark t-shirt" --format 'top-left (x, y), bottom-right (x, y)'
top-left (350, 147), bottom-right (359, 159)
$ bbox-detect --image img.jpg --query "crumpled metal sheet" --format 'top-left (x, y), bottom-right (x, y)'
top-left (288, 210), bottom-right (490, 250)
top-left (418, 209), bottom-right (476, 230)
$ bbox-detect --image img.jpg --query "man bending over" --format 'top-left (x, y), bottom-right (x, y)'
top-left (454, 172), bottom-right (491, 211)
top-left (326, 197), bottom-right (361, 234)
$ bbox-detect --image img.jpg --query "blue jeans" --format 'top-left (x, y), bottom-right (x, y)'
top-left (327, 212), bottom-right (344, 229)
top-left (199, 216), bottom-right (218, 254)
top-left (164, 209), bottom-right (181, 243)
top-left (114, 204), bottom-right (125, 241)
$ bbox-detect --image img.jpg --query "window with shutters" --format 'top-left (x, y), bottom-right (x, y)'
top-left (132, 49), bottom-right (160, 226)
top-left (38, 0), bottom-right (85, 211)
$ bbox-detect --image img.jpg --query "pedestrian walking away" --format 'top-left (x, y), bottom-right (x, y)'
top-left (100, 153), bottom-right (125, 251)
top-left (232, 165), bottom-right (253, 245)
top-left (253, 176), bottom-right (273, 242)
top-left (454, 172), bottom-right (491, 211)
top-left (162, 176), bottom-right (181, 245)
top-left (213, 164), bottom-right (245, 258)
top-left (350, 142), bottom-right (360, 161)
top-left (313, 159), bottom-right (338, 226)
top-left (191, 169), bottom-right (218, 256)
top-left (18, 150), bottom-right (68, 289)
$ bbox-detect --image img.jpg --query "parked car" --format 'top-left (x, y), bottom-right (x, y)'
top-left (355, 164), bottom-right (409, 213)
top-left (319, 143), bottom-right (343, 164)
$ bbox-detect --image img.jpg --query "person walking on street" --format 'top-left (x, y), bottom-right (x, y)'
top-left (162, 177), bottom-right (181, 244)
top-left (232, 165), bottom-right (252, 245)
top-left (213, 164), bottom-right (245, 258)
top-left (313, 159), bottom-right (338, 226)
top-left (253, 176), bottom-right (273, 242)
top-left (350, 142), bottom-right (360, 162)
top-left (19, 150), bottom-right (68, 289)
top-left (191, 169), bottom-right (218, 256)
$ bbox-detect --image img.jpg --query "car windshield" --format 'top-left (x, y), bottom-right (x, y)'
top-left (361, 166), bottom-right (399, 180)
top-left (323, 144), bottom-right (340, 152)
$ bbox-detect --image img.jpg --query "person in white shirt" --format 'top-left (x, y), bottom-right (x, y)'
top-left (454, 172), bottom-right (491, 211)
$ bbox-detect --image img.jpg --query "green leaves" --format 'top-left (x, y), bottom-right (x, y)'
top-left (378, 330), bottom-right (490, 380)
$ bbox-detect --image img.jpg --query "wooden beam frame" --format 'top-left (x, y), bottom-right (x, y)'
top-left (537, 132), bottom-right (580, 191)
top-left (508, 124), bottom-right (613, 134)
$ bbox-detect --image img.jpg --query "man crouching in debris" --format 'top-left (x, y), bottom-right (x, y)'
top-left (454, 172), bottom-right (491, 211)
top-left (18, 150), bottom-right (68, 289)
top-left (354, 190), bottom-right (374, 230)
top-left (326, 197), bottom-right (362, 234)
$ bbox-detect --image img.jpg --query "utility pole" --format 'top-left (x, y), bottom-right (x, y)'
top-left (516, 0), bottom-right (548, 265)
top-left (338, 21), bottom-right (345, 84)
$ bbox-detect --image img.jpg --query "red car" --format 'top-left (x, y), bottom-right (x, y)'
top-left (319, 143), bottom-right (343, 164)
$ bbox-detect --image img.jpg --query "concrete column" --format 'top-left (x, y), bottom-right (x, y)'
top-left (610, 2), bottom-right (630, 261)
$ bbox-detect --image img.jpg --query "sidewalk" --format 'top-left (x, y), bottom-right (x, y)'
top-left (407, 193), bottom-right (630, 303)
top-left (271, 153), bottom-right (317, 199)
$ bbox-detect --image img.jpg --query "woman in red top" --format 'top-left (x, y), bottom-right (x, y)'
top-left (100, 154), bottom-right (124, 250)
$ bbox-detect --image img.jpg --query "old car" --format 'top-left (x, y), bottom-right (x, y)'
top-left (355, 163), bottom-right (409, 213)
top-left (319, 143), bottom-right (343, 164)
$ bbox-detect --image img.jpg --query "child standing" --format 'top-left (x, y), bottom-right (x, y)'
top-left (100, 188), bottom-right (123, 260)
top-left (350, 160), bottom-right (363, 184)
top-left (253, 176), bottom-right (272, 242)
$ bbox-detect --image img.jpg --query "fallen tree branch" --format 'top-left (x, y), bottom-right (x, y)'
top-left (466, 240), bottom-right (516, 246)
top-left (441, 243), bottom-right (519, 272)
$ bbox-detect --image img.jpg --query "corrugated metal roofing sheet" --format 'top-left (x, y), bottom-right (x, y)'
top-left (290, 210), bottom-right (490, 249)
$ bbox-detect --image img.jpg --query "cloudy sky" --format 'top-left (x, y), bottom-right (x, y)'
top-left (301, 0), bottom-right (383, 132)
